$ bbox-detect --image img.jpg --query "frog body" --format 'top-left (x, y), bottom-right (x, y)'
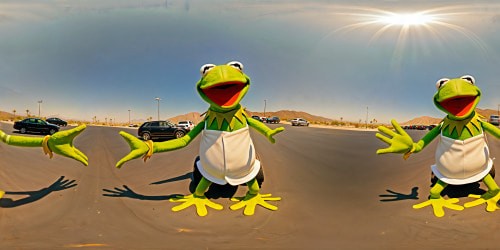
top-left (376, 75), bottom-right (500, 217)
top-left (116, 61), bottom-right (284, 216)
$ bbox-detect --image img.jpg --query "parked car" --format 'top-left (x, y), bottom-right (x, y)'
top-left (251, 115), bottom-right (263, 122)
top-left (128, 124), bottom-right (139, 127)
top-left (266, 116), bottom-right (280, 124)
top-left (14, 118), bottom-right (59, 135)
top-left (177, 120), bottom-right (195, 131)
top-left (489, 115), bottom-right (500, 126)
top-left (46, 117), bottom-right (68, 126)
top-left (138, 120), bottom-right (187, 141)
top-left (291, 118), bottom-right (309, 126)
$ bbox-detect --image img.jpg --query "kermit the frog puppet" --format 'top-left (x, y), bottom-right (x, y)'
top-left (116, 61), bottom-right (284, 216)
top-left (376, 75), bottom-right (500, 217)
top-left (0, 125), bottom-right (88, 199)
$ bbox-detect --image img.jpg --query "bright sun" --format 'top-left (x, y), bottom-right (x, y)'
top-left (376, 12), bottom-right (436, 26)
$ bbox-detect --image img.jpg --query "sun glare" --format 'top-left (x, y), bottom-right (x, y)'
top-left (376, 12), bottom-right (436, 26)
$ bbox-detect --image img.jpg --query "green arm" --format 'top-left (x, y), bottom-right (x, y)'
top-left (0, 126), bottom-right (88, 166)
top-left (412, 124), bottom-right (441, 153)
top-left (247, 117), bottom-right (284, 143)
top-left (0, 130), bottom-right (43, 147)
top-left (481, 120), bottom-right (500, 138)
top-left (153, 121), bottom-right (203, 153)
top-left (116, 122), bottom-right (204, 168)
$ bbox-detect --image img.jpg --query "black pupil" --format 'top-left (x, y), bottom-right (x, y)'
top-left (203, 66), bottom-right (213, 73)
top-left (463, 77), bottom-right (473, 83)
top-left (231, 63), bottom-right (241, 69)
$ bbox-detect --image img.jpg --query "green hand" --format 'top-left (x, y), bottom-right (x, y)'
top-left (376, 119), bottom-right (415, 156)
top-left (413, 197), bottom-right (464, 217)
top-left (170, 194), bottom-right (223, 217)
top-left (47, 125), bottom-right (88, 166)
top-left (230, 192), bottom-right (281, 216)
top-left (464, 190), bottom-right (500, 212)
top-left (116, 131), bottom-right (150, 168)
top-left (266, 127), bottom-right (284, 144)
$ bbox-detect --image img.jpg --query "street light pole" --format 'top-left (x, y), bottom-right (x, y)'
top-left (264, 99), bottom-right (267, 117)
top-left (128, 109), bottom-right (131, 125)
top-left (155, 97), bottom-right (161, 120)
top-left (365, 106), bottom-right (368, 129)
top-left (38, 100), bottom-right (43, 117)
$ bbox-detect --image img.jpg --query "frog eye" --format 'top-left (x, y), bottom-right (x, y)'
top-left (227, 61), bottom-right (244, 71)
top-left (436, 78), bottom-right (449, 89)
top-left (460, 75), bottom-right (475, 85)
top-left (200, 64), bottom-right (216, 76)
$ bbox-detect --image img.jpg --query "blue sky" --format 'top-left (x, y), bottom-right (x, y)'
top-left (0, 0), bottom-right (499, 123)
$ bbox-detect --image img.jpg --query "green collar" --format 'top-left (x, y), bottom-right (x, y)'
top-left (441, 112), bottom-right (482, 137)
top-left (205, 106), bottom-right (247, 130)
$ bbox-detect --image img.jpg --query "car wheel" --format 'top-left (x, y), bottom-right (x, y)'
top-left (142, 132), bottom-right (151, 141)
top-left (49, 128), bottom-right (57, 135)
top-left (175, 130), bottom-right (185, 138)
top-left (20, 127), bottom-right (26, 134)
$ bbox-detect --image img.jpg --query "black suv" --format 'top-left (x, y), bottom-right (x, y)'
top-left (138, 120), bottom-right (187, 141)
top-left (14, 118), bottom-right (60, 135)
top-left (46, 117), bottom-right (68, 126)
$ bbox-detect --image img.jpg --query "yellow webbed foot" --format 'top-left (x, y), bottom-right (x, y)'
top-left (0, 190), bottom-right (4, 199)
top-left (413, 197), bottom-right (464, 217)
top-left (230, 193), bottom-right (281, 216)
top-left (169, 194), bottom-right (223, 217)
top-left (464, 190), bottom-right (500, 212)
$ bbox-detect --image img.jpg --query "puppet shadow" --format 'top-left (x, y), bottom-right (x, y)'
top-left (103, 171), bottom-right (239, 201)
top-left (0, 176), bottom-right (77, 208)
top-left (379, 187), bottom-right (419, 202)
top-left (102, 185), bottom-right (182, 200)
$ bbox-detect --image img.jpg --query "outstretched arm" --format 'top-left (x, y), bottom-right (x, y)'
top-left (0, 130), bottom-right (43, 147)
top-left (116, 122), bottom-right (204, 168)
top-left (482, 121), bottom-right (500, 138)
top-left (0, 126), bottom-right (88, 166)
top-left (247, 117), bottom-right (284, 144)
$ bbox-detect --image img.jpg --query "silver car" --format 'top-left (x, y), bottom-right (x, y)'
top-left (291, 118), bottom-right (309, 126)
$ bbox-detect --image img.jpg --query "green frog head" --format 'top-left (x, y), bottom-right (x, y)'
top-left (433, 75), bottom-right (481, 120)
top-left (196, 61), bottom-right (250, 112)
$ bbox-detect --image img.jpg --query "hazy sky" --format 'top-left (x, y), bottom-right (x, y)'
top-left (1, 0), bottom-right (500, 123)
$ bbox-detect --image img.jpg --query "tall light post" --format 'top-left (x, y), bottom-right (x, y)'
top-left (128, 109), bottom-right (131, 125)
top-left (38, 100), bottom-right (43, 117)
top-left (498, 104), bottom-right (499, 116)
top-left (264, 99), bottom-right (267, 117)
top-left (155, 97), bottom-right (161, 120)
top-left (365, 106), bottom-right (369, 129)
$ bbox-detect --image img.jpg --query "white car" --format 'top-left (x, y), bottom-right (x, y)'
top-left (177, 120), bottom-right (195, 130)
top-left (290, 118), bottom-right (309, 126)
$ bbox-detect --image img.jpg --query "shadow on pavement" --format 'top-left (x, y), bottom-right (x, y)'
top-left (0, 176), bottom-right (77, 208)
top-left (379, 187), bottom-right (419, 202)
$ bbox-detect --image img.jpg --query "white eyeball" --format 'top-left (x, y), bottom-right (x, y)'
top-left (200, 64), bottom-right (216, 76)
top-left (460, 75), bottom-right (475, 85)
top-left (227, 61), bottom-right (244, 71)
top-left (436, 78), bottom-right (449, 89)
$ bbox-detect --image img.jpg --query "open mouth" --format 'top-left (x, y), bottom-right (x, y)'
top-left (202, 81), bottom-right (246, 107)
top-left (439, 95), bottom-right (477, 117)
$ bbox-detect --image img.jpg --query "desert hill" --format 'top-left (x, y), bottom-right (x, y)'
top-left (402, 108), bottom-right (498, 125)
top-left (246, 110), bottom-right (333, 123)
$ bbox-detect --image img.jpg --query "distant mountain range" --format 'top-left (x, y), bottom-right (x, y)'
top-left (402, 108), bottom-right (499, 125)
top-left (1, 108), bottom-right (497, 126)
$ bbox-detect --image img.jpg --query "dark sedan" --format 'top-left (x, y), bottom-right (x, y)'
top-left (46, 117), bottom-right (68, 126)
top-left (138, 120), bottom-right (187, 141)
top-left (14, 118), bottom-right (59, 135)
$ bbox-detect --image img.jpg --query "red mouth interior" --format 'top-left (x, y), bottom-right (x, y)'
top-left (202, 82), bottom-right (246, 107)
top-left (439, 96), bottom-right (477, 117)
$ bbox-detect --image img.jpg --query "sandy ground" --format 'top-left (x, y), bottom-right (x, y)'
top-left (1, 122), bottom-right (500, 249)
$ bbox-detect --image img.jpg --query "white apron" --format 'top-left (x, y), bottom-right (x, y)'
top-left (196, 123), bottom-right (261, 185)
top-left (431, 132), bottom-right (493, 185)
